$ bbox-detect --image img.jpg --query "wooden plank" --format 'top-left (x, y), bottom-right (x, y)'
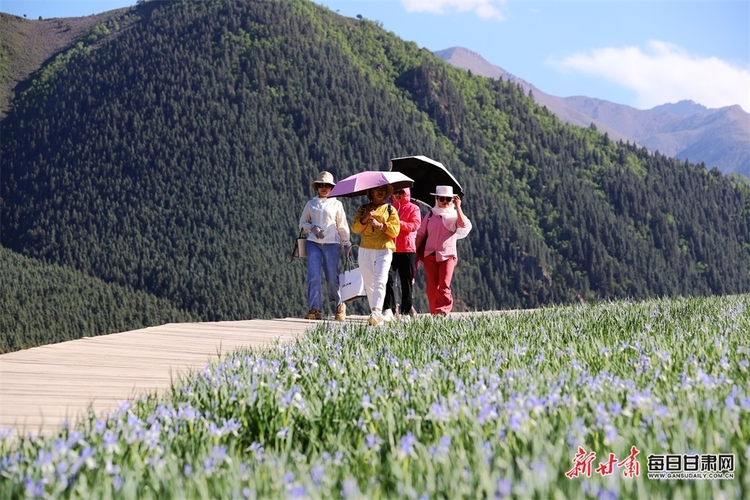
top-left (0, 318), bottom-right (318, 435)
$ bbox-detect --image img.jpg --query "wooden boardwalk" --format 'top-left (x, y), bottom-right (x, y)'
top-left (0, 317), bottom-right (355, 436)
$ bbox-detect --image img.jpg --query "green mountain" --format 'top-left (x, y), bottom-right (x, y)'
top-left (0, 8), bottom-right (131, 119)
top-left (1, 0), bottom-right (749, 347)
top-left (0, 246), bottom-right (198, 353)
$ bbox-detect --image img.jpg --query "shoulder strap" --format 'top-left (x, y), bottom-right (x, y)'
top-left (423, 209), bottom-right (433, 237)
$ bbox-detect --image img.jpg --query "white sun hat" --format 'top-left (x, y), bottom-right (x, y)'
top-left (430, 185), bottom-right (455, 197)
top-left (311, 171), bottom-right (336, 187)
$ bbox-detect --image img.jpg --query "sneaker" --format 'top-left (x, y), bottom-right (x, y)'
top-left (335, 303), bottom-right (346, 321)
top-left (382, 309), bottom-right (394, 322)
top-left (305, 308), bottom-right (322, 320)
top-left (368, 311), bottom-right (384, 326)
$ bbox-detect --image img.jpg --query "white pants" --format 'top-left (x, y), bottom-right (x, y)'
top-left (358, 247), bottom-right (393, 311)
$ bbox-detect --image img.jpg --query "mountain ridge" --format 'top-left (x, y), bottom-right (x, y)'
top-left (436, 46), bottom-right (750, 177)
top-left (0, 9), bottom-right (134, 118)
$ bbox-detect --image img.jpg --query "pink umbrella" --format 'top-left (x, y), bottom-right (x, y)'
top-left (329, 170), bottom-right (414, 198)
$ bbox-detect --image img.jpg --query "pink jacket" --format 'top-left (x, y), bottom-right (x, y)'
top-left (417, 210), bottom-right (470, 262)
top-left (392, 188), bottom-right (422, 253)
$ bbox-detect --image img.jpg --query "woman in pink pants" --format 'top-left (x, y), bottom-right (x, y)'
top-left (414, 186), bottom-right (472, 315)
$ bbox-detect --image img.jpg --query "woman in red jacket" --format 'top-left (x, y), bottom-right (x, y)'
top-left (383, 187), bottom-right (422, 320)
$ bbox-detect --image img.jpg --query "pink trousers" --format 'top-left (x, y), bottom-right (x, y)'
top-left (422, 254), bottom-right (457, 315)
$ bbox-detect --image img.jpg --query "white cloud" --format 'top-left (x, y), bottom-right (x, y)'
top-left (400, 0), bottom-right (507, 21)
top-left (551, 41), bottom-right (750, 112)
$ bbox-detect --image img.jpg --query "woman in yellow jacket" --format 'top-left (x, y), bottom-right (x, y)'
top-left (351, 185), bottom-right (400, 326)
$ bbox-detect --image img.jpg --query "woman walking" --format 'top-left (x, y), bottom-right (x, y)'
top-left (299, 171), bottom-right (352, 321)
top-left (383, 187), bottom-right (421, 320)
top-left (414, 186), bottom-right (472, 316)
top-left (351, 185), bottom-right (400, 326)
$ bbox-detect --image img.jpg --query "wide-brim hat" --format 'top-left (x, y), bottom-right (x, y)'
top-left (430, 185), bottom-right (455, 197)
top-left (311, 171), bottom-right (336, 188)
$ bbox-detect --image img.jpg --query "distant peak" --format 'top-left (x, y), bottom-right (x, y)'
top-left (433, 46), bottom-right (510, 80)
top-left (650, 100), bottom-right (707, 117)
top-left (435, 47), bottom-right (487, 62)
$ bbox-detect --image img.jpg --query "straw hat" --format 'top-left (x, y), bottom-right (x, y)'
top-left (430, 185), bottom-right (455, 197)
top-left (311, 171), bottom-right (336, 188)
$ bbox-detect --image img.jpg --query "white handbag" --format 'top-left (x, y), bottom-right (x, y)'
top-left (291, 229), bottom-right (307, 261)
top-left (338, 256), bottom-right (366, 303)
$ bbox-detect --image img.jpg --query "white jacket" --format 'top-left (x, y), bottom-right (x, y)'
top-left (299, 197), bottom-right (351, 245)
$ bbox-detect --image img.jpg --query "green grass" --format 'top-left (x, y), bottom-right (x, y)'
top-left (1, 295), bottom-right (748, 498)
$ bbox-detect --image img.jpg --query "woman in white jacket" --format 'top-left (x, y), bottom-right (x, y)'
top-left (299, 171), bottom-right (352, 321)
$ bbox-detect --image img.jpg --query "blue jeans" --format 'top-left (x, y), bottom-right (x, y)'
top-left (307, 241), bottom-right (341, 311)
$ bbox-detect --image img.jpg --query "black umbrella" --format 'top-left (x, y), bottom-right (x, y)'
top-left (389, 155), bottom-right (464, 205)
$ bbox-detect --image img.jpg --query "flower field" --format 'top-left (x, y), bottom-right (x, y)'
top-left (1, 295), bottom-right (748, 499)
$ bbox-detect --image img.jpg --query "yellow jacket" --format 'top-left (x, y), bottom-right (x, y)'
top-left (352, 203), bottom-right (400, 251)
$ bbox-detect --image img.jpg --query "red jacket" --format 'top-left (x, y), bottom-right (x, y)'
top-left (392, 188), bottom-right (422, 253)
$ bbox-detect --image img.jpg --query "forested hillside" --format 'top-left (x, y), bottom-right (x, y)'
top-left (0, 8), bottom-right (131, 118)
top-left (0, 247), bottom-right (198, 353)
top-left (2, 0), bottom-right (749, 346)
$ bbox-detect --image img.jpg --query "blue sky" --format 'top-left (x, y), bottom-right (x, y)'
top-left (4, 0), bottom-right (748, 112)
